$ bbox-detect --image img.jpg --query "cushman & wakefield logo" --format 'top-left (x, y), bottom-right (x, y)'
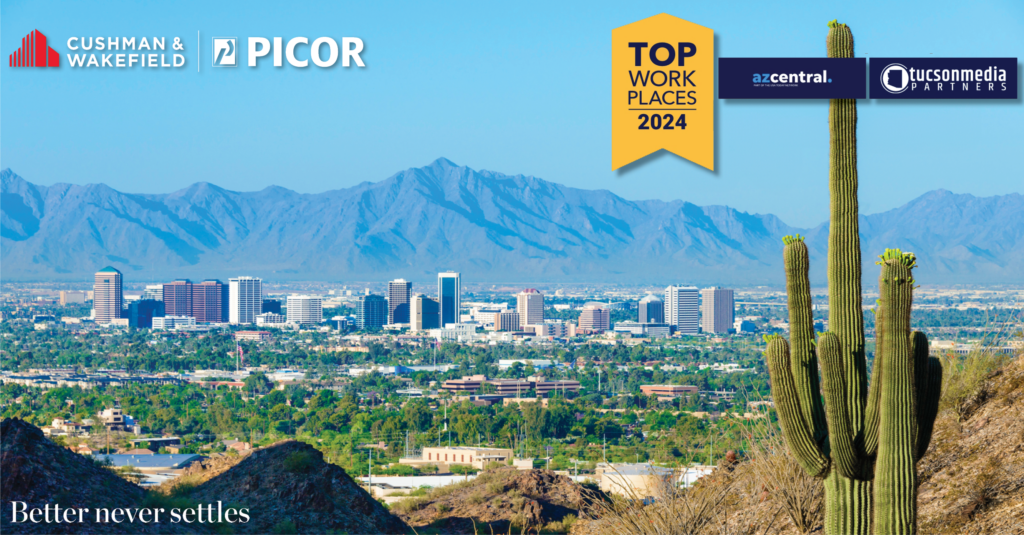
top-left (6, 30), bottom-right (366, 71)
top-left (8, 30), bottom-right (60, 67)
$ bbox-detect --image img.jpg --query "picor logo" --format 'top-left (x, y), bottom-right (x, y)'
top-left (213, 37), bottom-right (237, 67)
top-left (9, 30), bottom-right (60, 67)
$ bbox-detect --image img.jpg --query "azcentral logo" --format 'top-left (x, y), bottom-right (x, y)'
top-left (213, 37), bottom-right (237, 67)
top-left (8, 30), bottom-right (60, 67)
top-left (752, 71), bottom-right (831, 85)
top-left (718, 58), bottom-right (865, 99)
top-left (880, 63), bottom-right (909, 94)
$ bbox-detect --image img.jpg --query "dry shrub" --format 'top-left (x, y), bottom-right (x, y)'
top-left (390, 496), bottom-right (428, 514)
top-left (742, 418), bottom-right (823, 534)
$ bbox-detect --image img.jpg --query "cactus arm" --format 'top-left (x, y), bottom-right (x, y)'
top-left (826, 18), bottom-right (869, 459)
top-left (817, 332), bottom-right (865, 480)
top-left (914, 331), bottom-right (942, 461)
top-left (864, 300), bottom-right (884, 458)
top-left (783, 236), bottom-right (830, 450)
top-left (874, 254), bottom-right (919, 535)
top-left (765, 336), bottom-right (831, 477)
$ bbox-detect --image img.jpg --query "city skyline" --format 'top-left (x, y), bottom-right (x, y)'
top-left (79, 263), bottom-right (743, 334)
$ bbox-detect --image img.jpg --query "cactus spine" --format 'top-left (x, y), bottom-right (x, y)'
top-left (765, 21), bottom-right (943, 535)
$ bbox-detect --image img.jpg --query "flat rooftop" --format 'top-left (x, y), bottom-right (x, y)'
top-left (94, 454), bottom-right (202, 469)
top-left (425, 446), bottom-right (510, 452)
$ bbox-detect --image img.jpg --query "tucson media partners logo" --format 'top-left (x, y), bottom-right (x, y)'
top-left (8, 30), bottom-right (60, 67)
top-left (880, 63), bottom-right (909, 94)
top-left (213, 37), bottom-right (236, 67)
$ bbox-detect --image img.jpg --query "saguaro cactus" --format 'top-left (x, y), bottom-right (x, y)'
top-left (764, 21), bottom-right (943, 535)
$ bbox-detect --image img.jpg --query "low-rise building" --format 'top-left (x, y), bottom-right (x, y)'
top-left (429, 323), bottom-right (479, 342)
top-left (489, 379), bottom-right (532, 396)
top-left (640, 384), bottom-right (699, 401)
top-left (152, 316), bottom-right (196, 330)
top-left (534, 320), bottom-right (575, 338)
top-left (419, 446), bottom-right (513, 470)
top-left (441, 375), bottom-right (486, 393)
top-left (533, 379), bottom-right (581, 397)
top-left (256, 312), bottom-right (286, 325)
top-left (613, 321), bottom-right (671, 338)
top-left (234, 331), bottom-right (272, 342)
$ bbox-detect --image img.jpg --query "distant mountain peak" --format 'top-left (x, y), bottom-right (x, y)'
top-left (1, 162), bottom-right (1021, 284)
top-left (429, 156), bottom-right (460, 168)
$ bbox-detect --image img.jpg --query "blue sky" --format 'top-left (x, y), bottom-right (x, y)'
top-left (2, 0), bottom-right (1022, 227)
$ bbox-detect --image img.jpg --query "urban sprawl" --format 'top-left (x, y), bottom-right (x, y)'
top-left (1, 267), bottom-right (1020, 499)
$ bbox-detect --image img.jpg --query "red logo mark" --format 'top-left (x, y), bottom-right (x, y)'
top-left (9, 30), bottom-right (60, 67)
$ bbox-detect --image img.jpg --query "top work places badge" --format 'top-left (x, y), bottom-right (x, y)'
top-left (611, 14), bottom-right (714, 171)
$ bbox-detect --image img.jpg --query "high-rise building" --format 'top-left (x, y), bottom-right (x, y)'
top-left (193, 280), bottom-right (228, 323)
top-left (578, 305), bottom-right (610, 333)
top-left (128, 299), bottom-right (164, 329)
top-left (286, 295), bottom-right (323, 325)
top-left (700, 287), bottom-right (735, 334)
top-left (388, 279), bottom-right (412, 325)
top-left (357, 294), bottom-right (387, 330)
top-left (229, 277), bottom-right (263, 324)
top-left (162, 280), bottom-right (193, 317)
top-left (665, 285), bottom-right (699, 334)
top-left (438, 272), bottom-right (461, 327)
top-left (160, 279), bottom-right (226, 322)
top-left (516, 289), bottom-right (544, 328)
top-left (411, 295), bottom-right (440, 331)
top-left (141, 285), bottom-right (163, 301)
top-left (93, 267), bottom-right (123, 325)
top-left (639, 293), bottom-right (664, 324)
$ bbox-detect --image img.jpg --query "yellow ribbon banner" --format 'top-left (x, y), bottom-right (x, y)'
top-left (612, 14), bottom-right (714, 171)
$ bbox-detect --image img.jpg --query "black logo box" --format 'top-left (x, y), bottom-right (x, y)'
top-left (718, 58), bottom-right (866, 99)
top-left (869, 58), bottom-right (1017, 99)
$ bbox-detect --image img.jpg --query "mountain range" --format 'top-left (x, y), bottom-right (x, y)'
top-left (2, 159), bottom-right (1021, 285)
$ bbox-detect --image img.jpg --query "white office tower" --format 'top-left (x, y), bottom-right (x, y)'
top-left (700, 287), bottom-right (735, 334)
top-left (229, 277), bottom-right (263, 324)
top-left (516, 288), bottom-right (544, 327)
top-left (437, 271), bottom-right (461, 327)
top-left (286, 295), bottom-right (323, 326)
top-left (388, 279), bottom-right (413, 325)
top-left (665, 285), bottom-right (699, 334)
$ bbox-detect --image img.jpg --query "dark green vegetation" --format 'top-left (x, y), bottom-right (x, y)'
top-left (764, 21), bottom-right (942, 535)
